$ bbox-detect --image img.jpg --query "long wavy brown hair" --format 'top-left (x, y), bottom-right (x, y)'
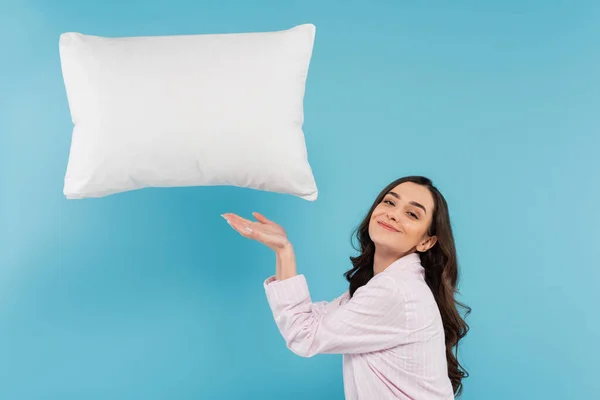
top-left (343, 175), bottom-right (471, 397)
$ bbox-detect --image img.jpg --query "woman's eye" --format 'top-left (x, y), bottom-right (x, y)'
top-left (384, 200), bottom-right (395, 206)
top-left (408, 212), bottom-right (419, 219)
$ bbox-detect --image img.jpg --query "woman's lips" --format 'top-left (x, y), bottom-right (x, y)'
top-left (378, 221), bottom-right (399, 232)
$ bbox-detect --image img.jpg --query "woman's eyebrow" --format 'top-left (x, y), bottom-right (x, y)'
top-left (388, 191), bottom-right (427, 214)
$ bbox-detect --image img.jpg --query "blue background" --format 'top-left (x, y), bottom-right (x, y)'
top-left (1, 0), bottom-right (599, 399)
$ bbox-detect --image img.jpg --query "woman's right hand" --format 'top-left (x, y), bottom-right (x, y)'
top-left (222, 212), bottom-right (291, 252)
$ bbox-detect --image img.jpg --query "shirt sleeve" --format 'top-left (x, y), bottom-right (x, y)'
top-left (264, 275), bottom-right (348, 318)
top-left (263, 273), bottom-right (409, 358)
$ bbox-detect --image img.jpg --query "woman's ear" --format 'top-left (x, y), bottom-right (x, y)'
top-left (417, 235), bottom-right (437, 252)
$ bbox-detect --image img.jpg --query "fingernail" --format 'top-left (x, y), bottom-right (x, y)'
top-left (244, 226), bottom-right (253, 233)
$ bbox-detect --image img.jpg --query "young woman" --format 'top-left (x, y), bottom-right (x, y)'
top-left (223, 176), bottom-right (470, 399)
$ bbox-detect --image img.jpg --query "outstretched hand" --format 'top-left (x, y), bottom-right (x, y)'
top-left (222, 212), bottom-right (291, 252)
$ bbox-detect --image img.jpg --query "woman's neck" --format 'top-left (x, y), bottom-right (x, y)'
top-left (373, 249), bottom-right (414, 275)
top-left (373, 250), bottom-right (400, 275)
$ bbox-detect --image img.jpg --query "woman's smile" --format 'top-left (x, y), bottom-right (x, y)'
top-left (377, 221), bottom-right (399, 232)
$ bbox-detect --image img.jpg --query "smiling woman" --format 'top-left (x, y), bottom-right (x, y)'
top-left (223, 176), bottom-right (471, 400)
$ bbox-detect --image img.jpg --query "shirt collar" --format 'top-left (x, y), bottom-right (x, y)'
top-left (382, 252), bottom-right (423, 276)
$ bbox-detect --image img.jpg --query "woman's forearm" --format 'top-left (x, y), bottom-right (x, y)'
top-left (275, 242), bottom-right (298, 281)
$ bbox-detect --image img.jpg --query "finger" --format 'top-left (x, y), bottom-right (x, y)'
top-left (252, 212), bottom-right (272, 224)
top-left (225, 214), bottom-right (252, 225)
top-left (225, 213), bottom-right (254, 226)
top-left (226, 217), bottom-right (255, 238)
top-left (232, 222), bottom-right (270, 247)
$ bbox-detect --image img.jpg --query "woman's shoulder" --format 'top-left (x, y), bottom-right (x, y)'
top-left (383, 271), bottom-right (437, 306)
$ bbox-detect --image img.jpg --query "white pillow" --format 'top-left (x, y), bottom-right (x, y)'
top-left (58, 23), bottom-right (318, 201)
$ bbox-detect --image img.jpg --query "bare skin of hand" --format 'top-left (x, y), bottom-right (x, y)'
top-left (222, 212), bottom-right (291, 252)
top-left (222, 211), bottom-right (297, 280)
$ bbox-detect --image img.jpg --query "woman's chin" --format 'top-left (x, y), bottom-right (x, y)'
top-left (373, 240), bottom-right (404, 254)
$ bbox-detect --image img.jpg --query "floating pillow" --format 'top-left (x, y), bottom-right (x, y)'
top-left (58, 23), bottom-right (318, 200)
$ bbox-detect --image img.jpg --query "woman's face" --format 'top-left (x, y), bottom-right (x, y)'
top-left (368, 182), bottom-right (437, 256)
